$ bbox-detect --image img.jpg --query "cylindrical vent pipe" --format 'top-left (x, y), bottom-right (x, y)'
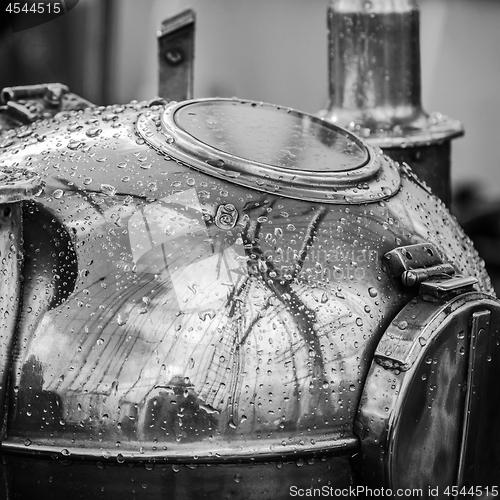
top-left (320, 0), bottom-right (463, 206)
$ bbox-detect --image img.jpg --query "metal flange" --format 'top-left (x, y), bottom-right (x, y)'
top-left (355, 291), bottom-right (500, 489)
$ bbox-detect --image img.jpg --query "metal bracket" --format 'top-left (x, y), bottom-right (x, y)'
top-left (0, 83), bottom-right (94, 132)
top-left (384, 243), bottom-right (477, 298)
top-left (457, 310), bottom-right (491, 488)
top-left (420, 276), bottom-right (478, 300)
top-left (158, 9), bottom-right (196, 102)
top-left (0, 167), bottom-right (44, 204)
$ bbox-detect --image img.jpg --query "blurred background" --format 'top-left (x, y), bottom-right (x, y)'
top-left (2, 0), bottom-right (500, 199)
top-left (1, 0), bottom-right (500, 284)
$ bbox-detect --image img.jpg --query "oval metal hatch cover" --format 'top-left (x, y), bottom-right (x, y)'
top-left (136, 98), bottom-right (401, 204)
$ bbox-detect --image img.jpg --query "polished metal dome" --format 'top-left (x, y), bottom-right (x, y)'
top-left (0, 97), bottom-right (498, 497)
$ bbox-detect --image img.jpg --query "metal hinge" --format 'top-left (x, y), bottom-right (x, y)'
top-left (384, 243), bottom-right (477, 299)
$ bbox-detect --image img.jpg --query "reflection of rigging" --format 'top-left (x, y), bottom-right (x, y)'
top-left (39, 186), bottom-right (337, 435)
top-left (236, 197), bottom-right (331, 421)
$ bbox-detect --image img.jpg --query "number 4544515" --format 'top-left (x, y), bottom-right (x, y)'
top-left (5, 3), bottom-right (62, 14)
top-left (444, 486), bottom-right (498, 496)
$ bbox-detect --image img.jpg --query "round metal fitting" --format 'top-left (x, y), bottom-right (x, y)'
top-left (356, 292), bottom-right (500, 489)
top-left (136, 98), bottom-right (401, 204)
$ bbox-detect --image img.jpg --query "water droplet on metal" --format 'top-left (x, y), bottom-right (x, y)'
top-left (198, 310), bottom-right (216, 321)
top-left (117, 312), bottom-right (129, 326)
top-left (67, 140), bottom-right (83, 150)
top-left (67, 123), bottom-right (82, 132)
top-left (199, 403), bottom-right (220, 415)
top-left (86, 127), bottom-right (102, 138)
top-left (100, 184), bottom-right (117, 196)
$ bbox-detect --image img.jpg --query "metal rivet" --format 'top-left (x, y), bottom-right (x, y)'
top-left (215, 204), bottom-right (238, 230)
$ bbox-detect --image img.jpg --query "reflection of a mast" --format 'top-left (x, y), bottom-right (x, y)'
top-left (237, 198), bottom-right (331, 422)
